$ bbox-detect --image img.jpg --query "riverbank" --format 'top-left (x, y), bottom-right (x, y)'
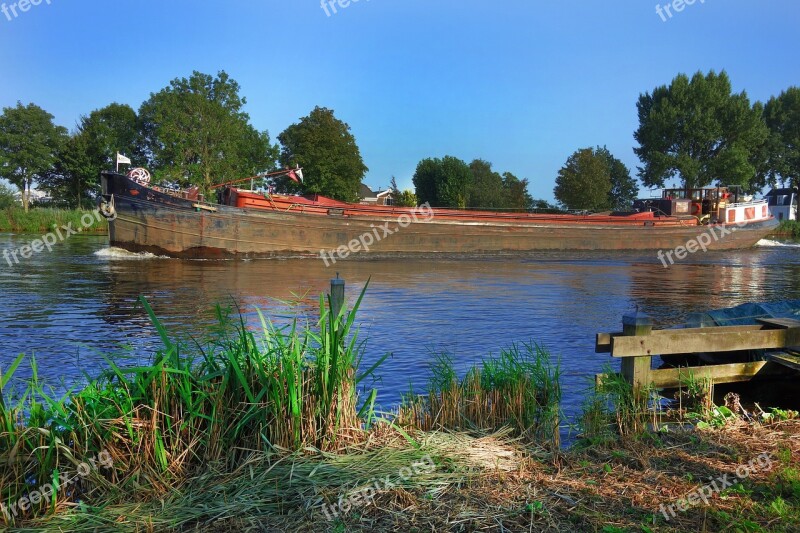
top-left (774, 220), bottom-right (800, 239)
top-left (2, 291), bottom-right (799, 532)
top-left (0, 207), bottom-right (108, 234)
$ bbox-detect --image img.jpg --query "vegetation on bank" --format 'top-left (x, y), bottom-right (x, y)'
top-left (1, 290), bottom-right (799, 531)
top-left (0, 207), bottom-right (107, 234)
top-left (775, 219), bottom-right (800, 238)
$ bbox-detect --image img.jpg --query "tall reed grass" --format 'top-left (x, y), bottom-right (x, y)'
top-left (396, 343), bottom-right (562, 449)
top-left (579, 367), bottom-right (661, 441)
top-left (0, 286), bottom-right (382, 525)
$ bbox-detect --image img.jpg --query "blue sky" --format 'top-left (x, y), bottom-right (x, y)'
top-left (1, 0), bottom-right (798, 201)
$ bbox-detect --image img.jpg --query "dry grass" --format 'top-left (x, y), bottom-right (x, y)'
top-left (12, 419), bottom-right (800, 532)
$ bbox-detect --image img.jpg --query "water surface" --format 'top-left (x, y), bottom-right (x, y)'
top-left (1, 233), bottom-right (799, 429)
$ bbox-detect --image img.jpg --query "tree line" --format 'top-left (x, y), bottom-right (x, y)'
top-left (0, 69), bottom-right (797, 213)
top-left (0, 71), bottom-right (371, 211)
top-left (554, 71), bottom-right (798, 211)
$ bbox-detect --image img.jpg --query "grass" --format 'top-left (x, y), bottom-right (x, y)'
top-left (775, 219), bottom-right (800, 238)
top-left (0, 207), bottom-right (107, 234)
top-left (0, 284), bottom-right (385, 526)
top-left (396, 342), bottom-right (562, 449)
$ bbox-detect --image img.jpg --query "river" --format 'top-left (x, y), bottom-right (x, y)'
top-left (1, 233), bottom-right (799, 432)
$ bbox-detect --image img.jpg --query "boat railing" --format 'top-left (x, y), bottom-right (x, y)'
top-left (728, 199), bottom-right (768, 208)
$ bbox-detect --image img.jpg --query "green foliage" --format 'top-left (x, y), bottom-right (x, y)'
top-left (138, 71), bottom-right (278, 193)
top-left (502, 171), bottom-right (535, 210)
top-left (763, 87), bottom-right (800, 189)
top-left (394, 189), bottom-right (418, 207)
top-left (0, 287), bottom-right (383, 525)
top-left (0, 182), bottom-right (15, 209)
top-left (634, 70), bottom-right (769, 190)
top-left (278, 106), bottom-right (368, 202)
top-left (41, 103), bottom-right (139, 208)
top-left (553, 147), bottom-right (613, 211)
top-left (412, 155), bottom-right (472, 208)
top-left (596, 146), bottom-right (639, 210)
top-left (0, 207), bottom-right (106, 233)
top-left (776, 219), bottom-right (800, 238)
top-left (467, 159), bottom-right (505, 209)
top-left (0, 102), bottom-right (68, 211)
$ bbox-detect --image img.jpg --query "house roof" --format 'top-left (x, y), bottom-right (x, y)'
top-left (766, 188), bottom-right (798, 196)
top-left (359, 183), bottom-right (378, 199)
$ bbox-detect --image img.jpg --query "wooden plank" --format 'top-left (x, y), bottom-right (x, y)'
top-left (597, 361), bottom-right (789, 389)
top-left (648, 361), bottom-right (787, 388)
top-left (765, 351), bottom-right (800, 372)
top-left (595, 331), bottom-right (622, 353)
top-left (756, 318), bottom-right (800, 329)
top-left (596, 325), bottom-right (766, 353)
top-left (651, 325), bottom-right (767, 336)
top-left (611, 327), bottom-right (800, 357)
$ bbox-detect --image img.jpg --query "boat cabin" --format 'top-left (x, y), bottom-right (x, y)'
top-left (633, 186), bottom-right (770, 225)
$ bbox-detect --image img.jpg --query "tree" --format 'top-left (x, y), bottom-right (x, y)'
top-left (530, 198), bottom-right (560, 211)
top-left (595, 146), bottom-right (639, 210)
top-left (554, 148), bottom-right (612, 211)
top-left (395, 190), bottom-right (418, 207)
top-left (634, 70), bottom-right (768, 190)
top-left (41, 103), bottom-right (139, 207)
top-left (762, 87), bottom-right (800, 189)
top-left (0, 102), bottom-right (67, 212)
top-left (501, 172), bottom-right (534, 210)
top-left (278, 107), bottom-right (367, 202)
top-left (138, 71), bottom-right (277, 192)
top-left (412, 156), bottom-right (472, 208)
top-left (0, 182), bottom-right (15, 209)
top-left (468, 159), bottom-right (505, 209)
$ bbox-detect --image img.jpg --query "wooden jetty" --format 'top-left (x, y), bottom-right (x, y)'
top-left (596, 311), bottom-right (800, 389)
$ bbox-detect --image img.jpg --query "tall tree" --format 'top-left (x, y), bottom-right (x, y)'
top-left (468, 159), bottom-right (505, 209)
top-left (412, 156), bottom-right (472, 208)
top-left (138, 71), bottom-right (277, 192)
top-left (278, 107), bottom-right (367, 202)
top-left (553, 148), bottom-right (612, 211)
top-left (0, 102), bottom-right (67, 211)
top-left (634, 70), bottom-right (768, 190)
top-left (762, 87), bottom-right (800, 189)
top-left (502, 171), bottom-right (534, 210)
top-left (595, 146), bottom-right (639, 210)
top-left (41, 103), bottom-right (138, 207)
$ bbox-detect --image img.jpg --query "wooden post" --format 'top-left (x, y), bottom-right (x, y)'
top-left (330, 275), bottom-right (345, 323)
top-left (620, 311), bottom-right (653, 390)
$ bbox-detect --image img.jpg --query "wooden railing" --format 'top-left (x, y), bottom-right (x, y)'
top-left (595, 312), bottom-right (800, 389)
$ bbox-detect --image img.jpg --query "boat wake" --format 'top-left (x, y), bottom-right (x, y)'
top-left (756, 239), bottom-right (800, 248)
top-left (94, 247), bottom-right (167, 260)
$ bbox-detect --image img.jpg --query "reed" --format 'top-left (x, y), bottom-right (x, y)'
top-left (580, 367), bottom-right (661, 440)
top-left (0, 207), bottom-right (107, 233)
top-left (0, 285), bottom-right (382, 525)
top-left (396, 342), bottom-right (562, 449)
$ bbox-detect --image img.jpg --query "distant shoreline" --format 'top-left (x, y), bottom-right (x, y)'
top-left (0, 207), bottom-right (108, 234)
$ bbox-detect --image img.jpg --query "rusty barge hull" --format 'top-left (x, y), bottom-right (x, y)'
top-left (101, 173), bottom-right (778, 259)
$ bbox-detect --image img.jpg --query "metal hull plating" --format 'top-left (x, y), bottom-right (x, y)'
top-left (101, 173), bottom-right (778, 259)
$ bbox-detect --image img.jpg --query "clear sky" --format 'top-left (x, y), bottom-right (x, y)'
top-left (1, 0), bottom-right (798, 201)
